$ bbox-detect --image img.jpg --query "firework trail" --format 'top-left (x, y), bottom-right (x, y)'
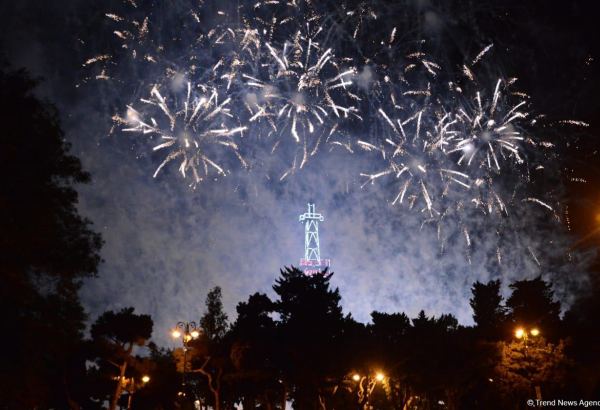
top-left (81, 0), bottom-right (162, 84)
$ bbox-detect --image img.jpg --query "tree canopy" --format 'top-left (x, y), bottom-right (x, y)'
top-left (0, 65), bottom-right (103, 409)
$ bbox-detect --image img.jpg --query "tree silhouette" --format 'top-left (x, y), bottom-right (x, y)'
top-left (201, 286), bottom-right (229, 341)
top-left (90, 307), bottom-right (153, 410)
top-left (506, 276), bottom-right (561, 339)
top-left (229, 292), bottom-right (282, 408)
top-left (562, 269), bottom-right (600, 398)
top-left (189, 286), bottom-right (231, 410)
top-left (130, 345), bottom-right (181, 410)
top-left (273, 267), bottom-right (346, 409)
top-left (0, 65), bottom-right (103, 409)
top-left (470, 280), bottom-right (507, 339)
top-left (495, 337), bottom-right (570, 406)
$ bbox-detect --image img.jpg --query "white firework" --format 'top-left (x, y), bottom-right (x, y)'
top-left (119, 80), bottom-right (247, 187)
top-left (446, 78), bottom-right (531, 174)
top-left (359, 106), bottom-right (469, 216)
top-left (244, 23), bottom-right (359, 176)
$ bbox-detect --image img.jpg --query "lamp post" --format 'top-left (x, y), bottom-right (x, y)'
top-left (171, 321), bottom-right (201, 396)
top-left (514, 326), bottom-right (541, 400)
top-left (351, 371), bottom-right (386, 409)
top-left (514, 326), bottom-right (540, 352)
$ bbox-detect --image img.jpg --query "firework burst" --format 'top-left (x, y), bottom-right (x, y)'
top-left (243, 22), bottom-right (359, 177)
top-left (446, 78), bottom-right (530, 173)
top-left (117, 79), bottom-right (247, 187)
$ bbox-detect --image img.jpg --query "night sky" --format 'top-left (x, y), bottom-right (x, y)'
top-left (1, 0), bottom-right (599, 347)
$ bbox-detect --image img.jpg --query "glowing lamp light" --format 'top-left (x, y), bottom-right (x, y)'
top-left (515, 328), bottom-right (525, 339)
top-left (190, 330), bottom-right (200, 339)
top-left (375, 372), bottom-right (385, 382)
top-left (352, 373), bottom-right (361, 382)
top-left (141, 375), bottom-right (150, 383)
top-left (530, 328), bottom-right (540, 337)
top-left (171, 330), bottom-right (181, 339)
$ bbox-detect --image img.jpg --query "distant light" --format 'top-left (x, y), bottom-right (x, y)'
top-left (190, 330), bottom-right (200, 339)
top-left (352, 373), bottom-right (361, 382)
top-left (141, 375), bottom-right (150, 383)
top-left (530, 328), bottom-right (540, 337)
top-left (375, 372), bottom-right (385, 382)
top-left (515, 328), bottom-right (525, 339)
top-left (171, 330), bottom-right (181, 339)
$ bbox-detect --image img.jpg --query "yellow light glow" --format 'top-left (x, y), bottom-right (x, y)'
top-left (141, 375), bottom-right (150, 383)
top-left (190, 330), bottom-right (200, 338)
top-left (352, 373), bottom-right (360, 382)
top-left (530, 328), bottom-right (540, 337)
top-left (184, 334), bottom-right (192, 342)
top-left (171, 330), bottom-right (181, 339)
top-left (375, 372), bottom-right (385, 382)
top-left (515, 328), bottom-right (525, 339)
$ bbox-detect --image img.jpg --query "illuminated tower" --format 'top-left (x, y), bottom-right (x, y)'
top-left (299, 203), bottom-right (330, 274)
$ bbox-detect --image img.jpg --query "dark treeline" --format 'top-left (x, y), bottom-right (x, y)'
top-left (104, 270), bottom-right (600, 410)
top-left (1, 66), bottom-right (600, 410)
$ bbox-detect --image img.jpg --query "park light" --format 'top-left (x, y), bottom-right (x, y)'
top-left (375, 372), bottom-right (385, 382)
top-left (190, 330), bottom-right (200, 339)
top-left (352, 373), bottom-right (361, 382)
top-left (530, 328), bottom-right (540, 337)
top-left (172, 329), bottom-right (181, 339)
top-left (515, 327), bottom-right (525, 339)
top-left (141, 375), bottom-right (150, 383)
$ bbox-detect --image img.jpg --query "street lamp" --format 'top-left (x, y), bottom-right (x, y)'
top-left (171, 321), bottom-right (201, 395)
top-left (514, 326), bottom-right (542, 400)
top-left (514, 326), bottom-right (540, 348)
top-left (352, 371), bottom-right (386, 409)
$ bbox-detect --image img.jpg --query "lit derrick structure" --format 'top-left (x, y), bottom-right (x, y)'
top-left (299, 203), bottom-right (331, 275)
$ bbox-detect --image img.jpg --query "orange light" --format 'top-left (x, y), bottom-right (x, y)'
top-left (141, 375), bottom-right (150, 383)
top-left (375, 372), bottom-right (385, 382)
top-left (171, 330), bottom-right (181, 339)
top-left (515, 328), bottom-right (525, 339)
top-left (352, 373), bottom-right (361, 382)
top-left (190, 330), bottom-right (200, 339)
top-left (530, 328), bottom-right (540, 337)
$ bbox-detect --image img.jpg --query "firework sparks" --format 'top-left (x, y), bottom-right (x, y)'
top-left (118, 81), bottom-right (246, 187)
top-left (446, 79), bottom-right (529, 173)
top-left (243, 22), bottom-right (359, 176)
top-left (83, 1), bottom-right (584, 269)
